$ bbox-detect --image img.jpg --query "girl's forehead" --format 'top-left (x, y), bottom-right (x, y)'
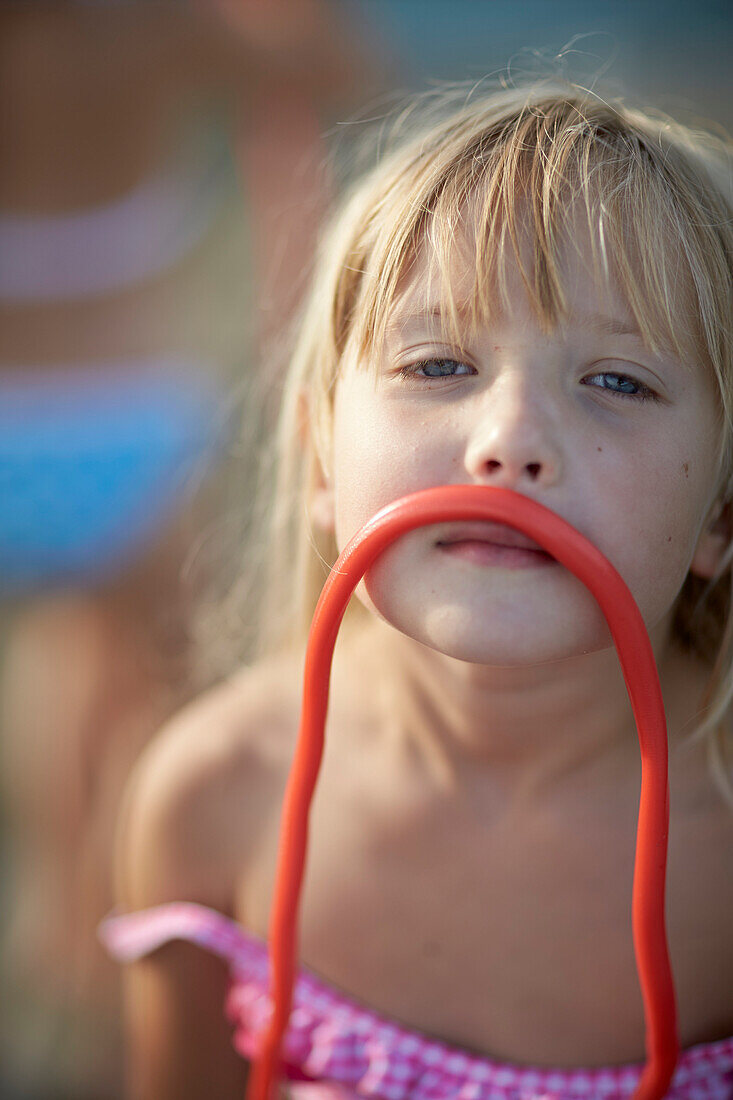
top-left (350, 181), bottom-right (713, 387)
top-left (384, 222), bottom-right (635, 339)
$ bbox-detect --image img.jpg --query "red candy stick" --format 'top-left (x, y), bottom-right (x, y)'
top-left (246, 485), bottom-right (679, 1100)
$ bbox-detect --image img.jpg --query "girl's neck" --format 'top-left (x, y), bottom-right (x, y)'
top-left (363, 612), bottom-right (697, 800)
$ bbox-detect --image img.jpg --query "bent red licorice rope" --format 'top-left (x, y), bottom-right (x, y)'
top-left (245, 485), bottom-right (679, 1100)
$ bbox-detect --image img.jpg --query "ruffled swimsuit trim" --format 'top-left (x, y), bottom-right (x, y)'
top-left (100, 902), bottom-right (733, 1100)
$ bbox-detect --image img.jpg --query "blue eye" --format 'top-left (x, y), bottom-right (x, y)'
top-left (396, 361), bottom-right (659, 402)
top-left (399, 358), bottom-right (474, 379)
top-left (584, 371), bottom-right (658, 403)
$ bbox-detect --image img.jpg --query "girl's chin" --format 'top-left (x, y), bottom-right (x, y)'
top-left (370, 618), bottom-right (613, 667)
top-left (360, 564), bottom-right (616, 663)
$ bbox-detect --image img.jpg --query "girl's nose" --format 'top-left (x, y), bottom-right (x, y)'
top-left (463, 376), bottom-right (562, 488)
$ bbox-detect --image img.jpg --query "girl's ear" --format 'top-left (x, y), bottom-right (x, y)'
top-left (689, 499), bottom-right (733, 580)
top-left (297, 391), bottom-right (335, 534)
top-left (309, 459), bottom-right (336, 534)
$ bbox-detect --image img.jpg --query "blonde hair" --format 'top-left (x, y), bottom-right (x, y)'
top-left (251, 79), bottom-right (733, 795)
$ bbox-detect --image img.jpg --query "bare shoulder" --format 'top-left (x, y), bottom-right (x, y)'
top-left (117, 649), bottom-right (304, 915)
top-left (662, 647), bottom-right (733, 1040)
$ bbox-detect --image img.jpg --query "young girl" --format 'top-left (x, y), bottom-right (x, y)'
top-left (103, 81), bottom-right (733, 1099)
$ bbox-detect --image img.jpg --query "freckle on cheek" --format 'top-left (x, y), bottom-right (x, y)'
top-left (682, 462), bottom-right (689, 478)
top-left (597, 447), bottom-right (602, 452)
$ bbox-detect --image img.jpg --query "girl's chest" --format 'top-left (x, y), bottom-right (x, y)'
top-left (240, 756), bottom-right (733, 1068)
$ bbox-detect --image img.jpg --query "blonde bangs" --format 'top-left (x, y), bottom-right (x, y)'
top-left (339, 93), bottom-right (730, 423)
top-left (314, 96), bottom-right (713, 444)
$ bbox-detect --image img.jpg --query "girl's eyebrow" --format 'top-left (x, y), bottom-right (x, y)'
top-left (575, 314), bottom-right (644, 339)
top-left (574, 314), bottom-right (696, 377)
top-left (387, 308), bottom-right (644, 339)
top-left (386, 303), bottom-right (468, 334)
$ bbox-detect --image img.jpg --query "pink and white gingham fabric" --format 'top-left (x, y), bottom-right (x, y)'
top-left (100, 903), bottom-right (733, 1100)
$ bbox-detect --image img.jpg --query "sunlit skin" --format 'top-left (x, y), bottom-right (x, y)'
top-left (310, 224), bottom-right (725, 776)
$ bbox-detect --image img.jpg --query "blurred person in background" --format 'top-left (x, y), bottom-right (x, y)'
top-left (0, 2), bottom-right (380, 1097)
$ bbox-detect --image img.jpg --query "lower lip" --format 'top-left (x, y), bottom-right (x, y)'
top-left (437, 540), bottom-right (557, 568)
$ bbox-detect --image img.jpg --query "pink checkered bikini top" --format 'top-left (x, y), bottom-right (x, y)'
top-left (100, 903), bottom-right (733, 1100)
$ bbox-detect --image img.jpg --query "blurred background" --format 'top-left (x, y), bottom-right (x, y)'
top-left (344, 0), bottom-right (733, 127)
top-left (0, 2), bottom-right (730, 1098)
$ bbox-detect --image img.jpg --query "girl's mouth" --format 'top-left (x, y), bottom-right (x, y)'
top-left (435, 523), bottom-right (556, 568)
top-left (437, 539), bottom-right (557, 568)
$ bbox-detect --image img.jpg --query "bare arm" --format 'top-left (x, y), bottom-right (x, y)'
top-left (115, 701), bottom-right (251, 1100)
top-left (121, 942), bottom-right (247, 1099)
top-left (114, 668), bottom-right (294, 1100)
